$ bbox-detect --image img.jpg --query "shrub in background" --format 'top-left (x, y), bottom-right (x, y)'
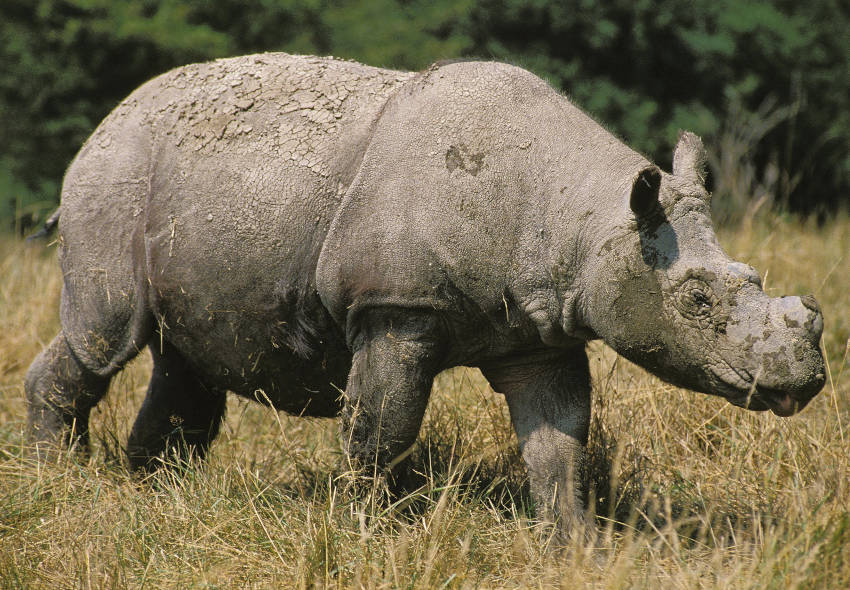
top-left (2, 0), bottom-right (847, 228)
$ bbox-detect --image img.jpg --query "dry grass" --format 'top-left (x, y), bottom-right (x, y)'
top-left (0, 213), bottom-right (847, 588)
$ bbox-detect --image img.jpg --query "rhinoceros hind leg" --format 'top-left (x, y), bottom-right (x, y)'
top-left (126, 342), bottom-right (226, 472)
top-left (25, 333), bottom-right (112, 458)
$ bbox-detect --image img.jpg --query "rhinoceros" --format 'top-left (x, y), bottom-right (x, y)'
top-left (26, 53), bottom-right (825, 537)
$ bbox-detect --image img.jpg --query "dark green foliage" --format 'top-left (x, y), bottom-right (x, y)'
top-left (464, 0), bottom-right (850, 217)
top-left (1, 0), bottom-right (847, 228)
top-left (0, 0), bottom-right (233, 230)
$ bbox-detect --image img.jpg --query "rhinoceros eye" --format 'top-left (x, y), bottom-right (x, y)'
top-left (691, 291), bottom-right (712, 310)
top-left (678, 279), bottom-right (715, 318)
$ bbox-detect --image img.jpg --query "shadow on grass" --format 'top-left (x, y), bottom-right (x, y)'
top-left (584, 395), bottom-right (786, 550)
top-left (88, 396), bottom-right (776, 550)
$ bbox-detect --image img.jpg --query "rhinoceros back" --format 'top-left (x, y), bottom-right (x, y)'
top-left (58, 54), bottom-right (414, 402)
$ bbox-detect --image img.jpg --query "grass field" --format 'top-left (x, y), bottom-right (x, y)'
top-left (0, 213), bottom-right (847, 588)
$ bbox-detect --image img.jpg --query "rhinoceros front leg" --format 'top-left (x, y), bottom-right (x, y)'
top-left (482, 349), bottom-right (592, 541)
top-left (341, 309), bottom-right (444, 483)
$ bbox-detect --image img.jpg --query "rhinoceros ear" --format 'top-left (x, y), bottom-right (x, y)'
top-left (673, 131), bottom-right (707, 185)
top-left (630, 165), bottom-right (662, 216)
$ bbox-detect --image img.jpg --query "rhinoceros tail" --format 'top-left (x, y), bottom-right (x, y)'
top-left (269, 281), bottom-right (335, 361)
top-left (26, 208), bottom-right (60, 242)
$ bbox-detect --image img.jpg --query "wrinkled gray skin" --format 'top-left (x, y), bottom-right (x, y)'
top-left (26, 54), bottom-right (825, 539)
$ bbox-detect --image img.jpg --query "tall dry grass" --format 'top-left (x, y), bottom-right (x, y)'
top-left (0, 213), bottom-right (847, 588)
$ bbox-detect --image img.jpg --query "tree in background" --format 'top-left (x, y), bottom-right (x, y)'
top-left (0, 0), bottom-right (231, 231)
top-left (465, 0), bottom-right (850, 221)
top-left (1, 0), bottom-right (847, 230)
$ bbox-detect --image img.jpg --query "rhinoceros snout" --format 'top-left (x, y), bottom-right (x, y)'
top-left (778, 295), bottom-right (824, 346)
top-left (761, 295), bottom-right (826, 412)
top-left (722, 291), bottom-right (826, 414)
top-left (726, 262), bottom-right (762, 287)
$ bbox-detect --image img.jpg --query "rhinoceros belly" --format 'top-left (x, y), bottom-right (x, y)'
top-left (142, 155), bottom-right (351, 416)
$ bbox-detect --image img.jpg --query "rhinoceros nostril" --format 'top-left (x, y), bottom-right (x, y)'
top-left (808, 315), bottom-right (825, 344)
top-left (799, 294), bottom-right (820, 315)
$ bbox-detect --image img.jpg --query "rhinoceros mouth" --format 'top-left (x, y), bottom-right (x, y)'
top-left (727, 388), bottom-right (804, 415)
top-left (711, 362), bottom-right (808, 416)
top-left (754, 388), bottom-right (806, 416)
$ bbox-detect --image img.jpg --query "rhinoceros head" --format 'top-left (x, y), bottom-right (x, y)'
top-left (582, 132), bottom-right (825, 415)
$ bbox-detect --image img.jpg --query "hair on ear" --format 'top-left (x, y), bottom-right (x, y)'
top-left (630, 165), bottom-right (662, 216)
